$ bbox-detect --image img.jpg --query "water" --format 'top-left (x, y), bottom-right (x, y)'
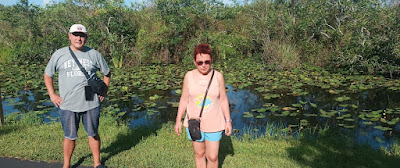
top-left (2, 85), bottom-right (400, 150)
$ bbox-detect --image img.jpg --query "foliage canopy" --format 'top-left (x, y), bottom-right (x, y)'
top-left (0, 0), bottom-right (399, 76)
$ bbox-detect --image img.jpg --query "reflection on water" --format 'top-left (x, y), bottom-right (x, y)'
top-left (2, 91), bottom-right (59, 123)
top-left (226, 86), bottom-right (265, 129)
top-left (2, 85), bottom-right (400, 150)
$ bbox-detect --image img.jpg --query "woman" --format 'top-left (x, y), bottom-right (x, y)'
top-left (175, 43), bottom-right (232, 168)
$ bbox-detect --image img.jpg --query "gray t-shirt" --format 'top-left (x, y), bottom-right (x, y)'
top-left (45, 46), bottom-right (110, 112)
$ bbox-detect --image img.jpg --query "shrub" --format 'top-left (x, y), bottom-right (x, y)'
top-left (263, 40), bottom-right (301, 70)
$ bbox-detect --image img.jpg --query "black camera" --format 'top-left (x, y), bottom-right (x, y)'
top-left (85, 85), bottom-right (94, 101)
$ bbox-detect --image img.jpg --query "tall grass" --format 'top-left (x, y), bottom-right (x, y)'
top-left (263, 40), bottom-right (301, 70)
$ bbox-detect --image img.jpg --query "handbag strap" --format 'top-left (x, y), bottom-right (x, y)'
top-left (199, 69), bottom-right (215, 118)
top-left (68, 47), bottom-right (91, 80)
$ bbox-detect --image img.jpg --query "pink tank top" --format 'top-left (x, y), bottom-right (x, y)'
top-left (183, 70), bottom-right (226, 132)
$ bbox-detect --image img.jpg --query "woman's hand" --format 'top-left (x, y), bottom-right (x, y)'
top-left (175, 121), bottom-right (182, 136)
top-left (225, 121), bottom-right (232, 136)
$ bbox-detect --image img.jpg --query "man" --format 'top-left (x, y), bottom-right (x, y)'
top-left (44, 24), bottom-right (111, 168)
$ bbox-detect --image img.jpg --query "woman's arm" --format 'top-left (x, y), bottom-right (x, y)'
top-left (175, 72), bottom-right (190, 136)
top-left (218, 71), bottom-right (232, 136)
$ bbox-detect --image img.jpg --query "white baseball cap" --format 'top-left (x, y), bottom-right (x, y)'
top-left (69, 24), bottom-right (87, 34)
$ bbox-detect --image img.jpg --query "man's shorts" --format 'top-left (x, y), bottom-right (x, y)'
top-left (186, 127), bottom-right (223, 142)
top-left (60, 106), bottom-right (100, 140)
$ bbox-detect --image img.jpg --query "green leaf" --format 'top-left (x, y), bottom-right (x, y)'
top-left (310, 103), bottom-right (317, 108)
top-left (243, 112), bottom-right (253, 118)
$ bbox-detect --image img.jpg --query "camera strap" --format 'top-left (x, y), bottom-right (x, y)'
top-left (188, 70), bottom-right (215, 119)
top-left (199, 70), bottom-right (215, 118)
top-left (68, 47), bottom-right (91, 80)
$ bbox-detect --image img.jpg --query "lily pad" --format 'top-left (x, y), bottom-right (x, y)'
top-left (256, 114), bottom-right (266, 118)
top-left (175, 89), bottom-right (182, 95)
top-left (117, 112), bottom-right (126, 117)
top-left (292, 103), bottom-right (303, 108)
top-left (374, 126), bottom-right (392, 131)
top-left (335, 96), bottom-right (351, 102)
top-left (243, 112), bottom-right (254, 118)
top-left (149, 94), bottom-right (162, 101)
top-left (344, 118), bottom-right (355, 122)
top-left (256, 108), bottom-right (267, 113)
top-left (310, 103), bottom-right (317, 108)
top-left (343, 125), bottom-right (355, 129)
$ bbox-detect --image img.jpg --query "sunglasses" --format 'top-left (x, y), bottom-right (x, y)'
top-left (196, 60), bottom-right (211, 66)
top-left (72, 32), bottom-right (87, 37)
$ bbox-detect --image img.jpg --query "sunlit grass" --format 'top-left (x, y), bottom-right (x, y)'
top-left (0, 113), bottom-right (399, 168)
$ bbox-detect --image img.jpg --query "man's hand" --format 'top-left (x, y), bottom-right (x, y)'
top-left (49, 93), bottom-right (63, 107)
top-left (44, 73), bottom-right (63, 107)
top-left (98, 95), bottom-right (105, 102)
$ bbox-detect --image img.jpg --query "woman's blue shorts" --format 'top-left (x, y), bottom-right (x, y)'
top-left (186, 127), bottom-right (223, 142)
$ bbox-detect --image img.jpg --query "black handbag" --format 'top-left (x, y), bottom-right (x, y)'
top-left (188, 119), bottom-right (201, 140)
top-left (69, 47), bottom-right (108, 97)
top-left (188, 70), bottom-right (215, 141)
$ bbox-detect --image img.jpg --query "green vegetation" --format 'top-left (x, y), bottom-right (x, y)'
top-left (0, 113), bottom-right (399, 168)
top-left (2, 56), bottom-right (400, 131)
top-left (0, 0), bottom-right (399, 75)
top-left (1, 0), bottom-right (400, 166)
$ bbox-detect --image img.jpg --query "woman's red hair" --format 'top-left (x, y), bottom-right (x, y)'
top-left (193, 43), bottom-right (212, 61)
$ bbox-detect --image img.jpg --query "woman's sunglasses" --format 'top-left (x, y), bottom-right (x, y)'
top-left (196, 60), bottom-right (211, 66)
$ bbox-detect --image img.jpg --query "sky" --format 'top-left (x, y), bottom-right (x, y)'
top-left (0, 0), bottom-right (234, 7)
